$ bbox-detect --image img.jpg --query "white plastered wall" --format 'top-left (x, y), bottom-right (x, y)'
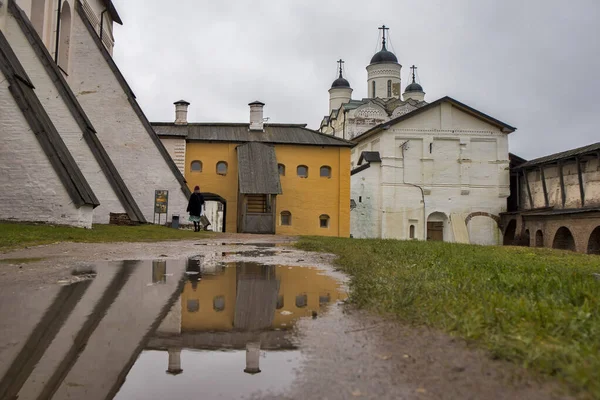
top-left (5, 13), bottom-right (126, 224)
top-left (351, 101), bottom-right (509, 244)
top-left (0, 71), bottom-right (93, 228)
top-left (66, 8), bottom-right (188, 222)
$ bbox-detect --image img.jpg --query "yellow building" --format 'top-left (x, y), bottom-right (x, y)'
top-left (154, 101), bottom-right (353, 236)
top-left (180, 262), bottom-right (348, 332)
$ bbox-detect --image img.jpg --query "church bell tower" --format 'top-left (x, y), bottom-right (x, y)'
top-left (366, 25), bottom-right (401, 99)
top-left (328, 59), bottom-right (353, 112)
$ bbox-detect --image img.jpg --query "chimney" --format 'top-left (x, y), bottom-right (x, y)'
top-left (174, 100), bottom-right (190, 125)
top-left (243, 342), bottom-right (261, 374)
top-left (166, 348), bottom-right (183, 375)
top-left (248, 101), bottom-right (265, 131)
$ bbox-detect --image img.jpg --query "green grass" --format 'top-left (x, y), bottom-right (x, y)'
top-left (297, 237), bottom-right (600, 398)
top-left (0, 222), bottom-right (213, 251)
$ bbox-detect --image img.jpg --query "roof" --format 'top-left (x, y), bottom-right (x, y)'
top-left (237, 143), bottom-right (282, 195)
top-left (353, 96), bottom-right (517, 142)
top-left (0, 30), bottom-right (99, 208)
top-left (518, 142), bottom-right (600, 169)
top-left (370, 44), bottom-right (398, 64)
top-left (153, 123), bottom-right (355, 147)
top-left (404, 82), bottom-right (424, 93)
top-left (76, 1), bottom-right (191, 199)
top-left (358, 151), bottom-right (382, 165)
top-left (9, 0), bottom-right (145, 222)
top-left (101, 0), bottom-right (122, 25)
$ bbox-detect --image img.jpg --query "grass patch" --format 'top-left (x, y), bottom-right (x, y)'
top-left (0, 222), bottom-right (213, 251)
top-left (297, 237), bottom-right (600, 398)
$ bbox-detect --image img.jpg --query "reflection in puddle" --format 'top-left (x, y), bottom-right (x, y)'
top-left (0, 256), bottom-right (345, 400)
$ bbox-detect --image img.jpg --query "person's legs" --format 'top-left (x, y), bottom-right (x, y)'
top-left (193, 221), bottom-right (198, 232)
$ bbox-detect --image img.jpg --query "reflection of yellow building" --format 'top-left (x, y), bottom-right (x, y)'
top-left (180, 263), bottom-right (347, 332)
top-left (154, 101), bottom-right (352, 236)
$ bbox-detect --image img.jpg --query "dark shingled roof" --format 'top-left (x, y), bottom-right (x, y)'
top-left (358, 151), bottom-right (382, 165)
top-left (153, 123), bottom-right (355, 147)
top-left (76, 0), bottom-right (191, 199)
top-left (0, 30), bottom-right (99, 208)
top-left (236, 143), bottom-right (282, 195)
top-left (9, 0), bottom-right (145, 222)
top-left (518, 142), bottom-right (600, 169)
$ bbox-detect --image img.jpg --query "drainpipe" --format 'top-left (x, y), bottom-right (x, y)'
top-left (100, 9), bottom-right (107, 41)
top-left (54, 0), bottom-right (62, 63)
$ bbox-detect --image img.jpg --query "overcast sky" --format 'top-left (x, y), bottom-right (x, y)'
top-left (112, 0), bottom-right (599, 160)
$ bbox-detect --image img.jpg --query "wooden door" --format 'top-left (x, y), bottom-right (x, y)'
top-left (427, 222), bottom-right (444, 241)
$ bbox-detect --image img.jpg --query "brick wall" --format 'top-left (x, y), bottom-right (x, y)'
top-left (67, 9), bottom-right (188, 222)
top-left (6, 14), bottom-right (126, 224)
top-left (0, 72), bottom-right (94, 228)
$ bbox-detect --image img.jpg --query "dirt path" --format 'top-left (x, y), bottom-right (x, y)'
top-left (0, 236), bottom-right (572, 399)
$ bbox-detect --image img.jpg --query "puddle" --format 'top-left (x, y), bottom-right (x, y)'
top-left (221, 250), bottom-right (278, 257)
top-left (0, 256), bottom-right (346, 399)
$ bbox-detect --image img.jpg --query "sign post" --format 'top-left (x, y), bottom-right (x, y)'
top-left (154, 190), bottom-right (169, 225)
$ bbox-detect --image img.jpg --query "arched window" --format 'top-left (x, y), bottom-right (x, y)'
top-left (281, 211), bottom-right (291, 226)
top-left (409, 225), bottom-right (415, 239)
top-left (58, 1), bottom-right (72, 72)
top-left (278, 163), bottom-right (286, 176)
top-left (190, 160), bottom-right (202, 172)
top-left (387, 80), bottom-right (392, 97)
top-left (319, 214), bottom-right (330, 228)
top-left (320, 166), bottom-right (331, 178)
top-left (372, 81), bottom-right (376, 98)
top-left (213, 296), bottom-right (225, 312)
top-left (297, 165), bottom-right (308, 178)
top-left (31, 0), bottom-right (46, 37)
top-left (535, 230), bottom-right (544, 247)
top-left (276, 295), bottom-right (284, 309)
top-left (216, 161), bottom-right (228, 175)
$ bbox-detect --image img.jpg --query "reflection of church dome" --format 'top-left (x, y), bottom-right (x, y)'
top-left (331, 76), bottom-right (350, 88)
top-left (370, 45), bottom-right (398, 64)
top-left (404, 82), bottom-right (423, 93)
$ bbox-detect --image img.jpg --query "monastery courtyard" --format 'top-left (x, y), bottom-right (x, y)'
top-left (1, 227), bottom-right (597, 399)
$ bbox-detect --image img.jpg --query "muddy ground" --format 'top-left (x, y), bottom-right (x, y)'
top-left (0, 235), bottom-right (573, 399)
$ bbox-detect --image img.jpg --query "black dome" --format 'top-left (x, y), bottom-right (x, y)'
top-left (331, 76), bottom-right (350, 88)
top-left (405, 82), bottom-right (423, 93)
top-left (370, 48), bottom-right (398, 64)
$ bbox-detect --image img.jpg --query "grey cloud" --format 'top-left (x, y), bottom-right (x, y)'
top-left (112, 0), bottom-right (600, 159)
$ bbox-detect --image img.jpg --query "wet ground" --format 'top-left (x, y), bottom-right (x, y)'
top-left (0, 236), bottom-right (572, 399)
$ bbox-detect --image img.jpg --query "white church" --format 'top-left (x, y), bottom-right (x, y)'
top-left (321, 26), bottom-right (516, 244)
top-left (0, 0), bottom-right (190, 228)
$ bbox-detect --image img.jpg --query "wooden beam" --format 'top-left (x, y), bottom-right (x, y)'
top-left (523, 169), bottom-right (534, 209)
top-left (558, 161), bottom-right (566, 208)
top-left (577, 156), bottom-right (585, 207)
top-left (540, 166), bottom-right (549, 207)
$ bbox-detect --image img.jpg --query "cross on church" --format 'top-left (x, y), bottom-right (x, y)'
top-left (378, 25), bottom-right (389, 47)
top-left (410, 65), bottom-right (417, 83)
top-left (337, 59), bottom-right (344, 77)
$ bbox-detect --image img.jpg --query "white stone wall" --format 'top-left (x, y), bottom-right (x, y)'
top-left (350, 164), bottom-right (382, 238)
top-left (351, 101), bottom-right (509, 244)
top-left (328, 87), bottom-right (352, 113)
top-left (160, 137), bottom-right (186, 174)
top-left (366, 63), bottom-right (401, 99)
top-left (5, 14), bottom-right (125, 224)
top-left (521, 158), bottom-right (600, 210)
top-left (0, 72), bottom-right (94, 228)
top-left (67, 9), bottom-right (189, 223)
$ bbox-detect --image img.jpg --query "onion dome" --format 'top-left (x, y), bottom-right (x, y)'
top-left (331, 59), bottom-right (351, 88)
top-left (370, 45), bottom-right (398, 64)
top-left (405, 82), bottom-right (423, 92)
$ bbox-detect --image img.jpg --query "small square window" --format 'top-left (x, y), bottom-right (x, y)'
top-left (297, 165), bottom-right (308, 178)
top-left (320, 166), bottom-right (331, 178)
top-left (216, 161), bottom-right (228, 175)
top-left (278, 164), bottom-right (286, 176)
top-left (319, 214), bottom-right (330, 228)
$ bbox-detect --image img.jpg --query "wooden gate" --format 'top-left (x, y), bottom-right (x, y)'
top-left (239, 194), bottom-right (276, 234)
top-left (427, 222), bottom-right (444, 241)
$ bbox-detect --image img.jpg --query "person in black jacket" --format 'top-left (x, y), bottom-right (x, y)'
top-left (187, 185), bottom-right (205, 232)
